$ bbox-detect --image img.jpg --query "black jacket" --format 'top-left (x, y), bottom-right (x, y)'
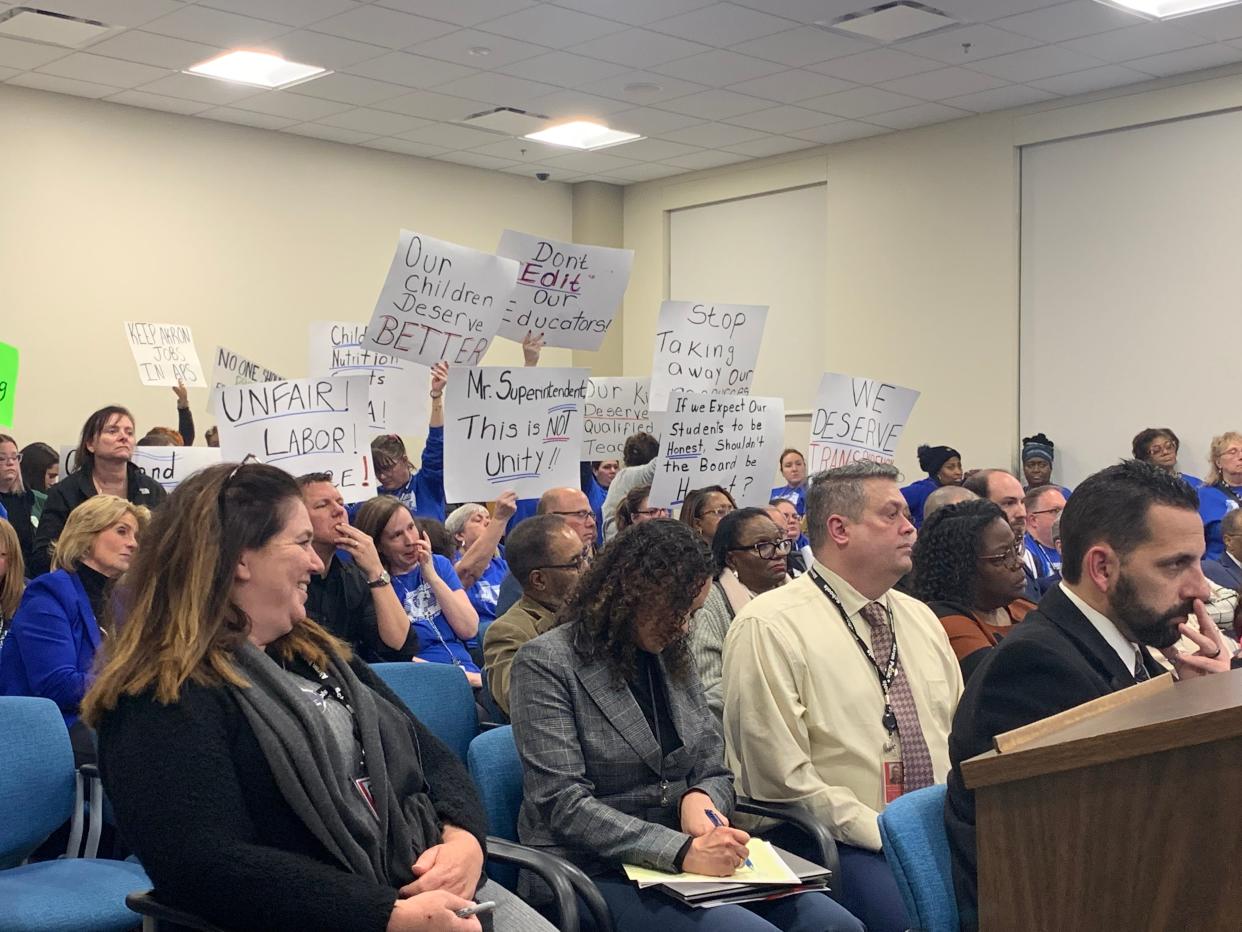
top-left (0, 488), bottom-right (37, 570)
top-left (944, 584), bottom-right (1168, 928)
top-left (98, 656), bottom-right (488, 932)
top-left (30, 461), bottom-right (165, 576)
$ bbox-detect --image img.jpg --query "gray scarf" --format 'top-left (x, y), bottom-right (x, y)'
top-left (230, 642), bottom-right (441, 886)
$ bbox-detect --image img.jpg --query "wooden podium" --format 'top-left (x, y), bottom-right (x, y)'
top-left (962, 668), bottom-right (1242, 931)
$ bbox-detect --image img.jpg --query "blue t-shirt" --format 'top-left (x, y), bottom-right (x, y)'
top-left (389, 555), bottom-right (479, 672)
top-left (464, 552), bottom-right (509, 648)
top-left (373, 425), bottom-right (447, 521)
top-left (1199, 484), bottom-right (1242, 561)
top-left (1180, 472), bottom-right (1204, 490)
top-left (900, 477), bottom-right (939, 528)
top-left (770, 485), bottom-right (806, 516)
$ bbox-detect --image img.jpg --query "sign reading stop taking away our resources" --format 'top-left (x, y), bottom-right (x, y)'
top-left (648, 301), bottom-right (768, 412)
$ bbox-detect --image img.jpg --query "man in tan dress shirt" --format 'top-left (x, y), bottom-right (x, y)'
top-left (722, 460), bottom-right (964, 932)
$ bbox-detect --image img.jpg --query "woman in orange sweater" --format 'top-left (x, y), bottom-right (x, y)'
top-left (912, 499), bottom-right (1036, 682)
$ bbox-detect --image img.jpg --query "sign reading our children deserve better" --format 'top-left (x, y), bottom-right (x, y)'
top-left (807, 372), bottom-right (920, 471)
top-left (495, 230), bottom-right (634, 352)
top-left (648, 301), bottom-right (768, 412)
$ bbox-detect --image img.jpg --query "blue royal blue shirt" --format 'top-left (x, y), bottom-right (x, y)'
top-left (389, 555), bottom-right (479, 673)
top-left (364, 425), bottom-right (447, 522)
top-left (1199, 484), bottom-right (1242, 561)
top-left (900, 477), bottom-right (940, 529)
top-left (770, 485), bottom-right (806, 516)
top-left (464, 551), bottom-right (509, 649)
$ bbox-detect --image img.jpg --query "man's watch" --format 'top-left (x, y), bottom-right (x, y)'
top-left (366, 570), bottom-right (391, 589)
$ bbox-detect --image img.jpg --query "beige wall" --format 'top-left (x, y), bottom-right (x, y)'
top-left (0, 84), bottom-right (575, 450)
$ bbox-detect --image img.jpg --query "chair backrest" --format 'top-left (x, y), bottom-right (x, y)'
top-left (877, 784), bottom-right (959, 932)
top-left (371, 662), bottom-right (478, 761)
top-left (0, 696), bottom-right (76, 868)
top-left (466, 726), bottom-right (523, 889)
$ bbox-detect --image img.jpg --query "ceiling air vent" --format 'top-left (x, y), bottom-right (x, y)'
top-left (460, 107), bottom-right (550, 136)
top-left (0, 6), bottom-right (112, 47)
top-left (819, 2), bottom-right (958, 43)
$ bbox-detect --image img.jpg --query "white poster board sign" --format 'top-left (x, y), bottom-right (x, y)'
top-left (807, 373), bottom-right (920, 472)
top-left (208, 346), bottom-right (285, 416)
top-left (495, 230), bottom-right (634, 351)
top-left (123, 322), bottom-right (206, 387)
top-left (362, 230), bottom-right (519, 369)
top-left (444, 366), bottom-right (589, 502)
top-left (582, 377), bottom-right (653, 462)
top-left (648, 301), bottom-right (768, 412)
top-left (308, 321), bottom-right (430, 438)
top-left (130, 447), bottom-right (223, 492)
top-left (215, 377), bottom-right (376, 503)
top-left (648, 393), bottom-right (784, 510)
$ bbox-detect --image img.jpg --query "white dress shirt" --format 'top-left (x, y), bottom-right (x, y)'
top-left (1058, 582), bottom-right (1143, 674)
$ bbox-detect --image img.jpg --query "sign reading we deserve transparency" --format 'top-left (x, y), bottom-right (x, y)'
top-left (807, 372), bottom-right (920, 471)
top-left (648, 301), bottom-right (768, 412)
top-left (444, 366), bottom-right (589, 502)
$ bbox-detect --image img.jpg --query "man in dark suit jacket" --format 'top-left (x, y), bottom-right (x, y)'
top-left (945, 460), bottom-right (1232, 930)
top-left (1202, 508), bottom-right (1242, 591)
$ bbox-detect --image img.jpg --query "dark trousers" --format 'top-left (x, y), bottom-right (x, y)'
top-left (835, 843), bottom-right (912, 932)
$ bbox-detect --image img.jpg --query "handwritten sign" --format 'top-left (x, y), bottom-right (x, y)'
top-left (215, 377), bottom-right (376, 503)
top-left (208, 346), bottom-right (285, 416)
top-left (123, 322), bottom-right (206, 387)
top-left (807, 372), bottom-right (920, 471)
top-left (495, 230), bottom-right (634, 351)
top-left (130, 447), bottom-right (223, 492)
top-left (363, 230), bottom-right (519, 369)
top-left (648, 301), bottom-right (768, 412)
top-left (308, 321), bottom-right (430, 437)
top-left (0, 342), bottom-right (17, 428)
top-left (582, 377), bottom-right (653, 461)
top-left (648, 393), bottom-right (784, 510)
top-left (444, 366), bottom-right (589, 501)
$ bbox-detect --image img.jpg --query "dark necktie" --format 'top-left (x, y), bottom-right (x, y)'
top-left (860, 602), bottom-right (935, 791)
top-left (1133, 647), bottom-right (1151, 683)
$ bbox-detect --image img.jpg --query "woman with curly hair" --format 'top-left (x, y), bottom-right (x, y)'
top-left (911, 499), bottom-right (1035, 682)
top-left (509, 519), bottom-right (862, 932)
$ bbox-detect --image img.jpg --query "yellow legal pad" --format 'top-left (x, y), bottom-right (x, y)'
top-left (623, 839), bottom-right (801, 888)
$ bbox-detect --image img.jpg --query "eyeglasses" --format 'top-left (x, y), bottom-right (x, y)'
top-left (552, 509), bottom-right (596, 523)
top-left (697, 506), bottom-right (733, 520)
top-left (1147, 442), bottom-right (1177, 456)
top-left (0, 453), bottom-right (20, 465)
top-left (535, 549), bottom-right (591, 572)
top-left (978, 544), bottom-right (1022, 567)
top-left (1028, 506), bottom-right (1063, 518)
top-left (636, 507), bottom-right (670, 518)
top-left (729, 538), bottom-right (793, 559)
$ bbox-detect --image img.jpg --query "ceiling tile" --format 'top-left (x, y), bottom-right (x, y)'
top-left (944, 83), bottom-right (1057, 111)
top-left (0, 35), bottom-right (72, 70)
top-left (231, 89), bottom-right (352, 120)
top-left (608, 106), bottom-right (708, 135)
top-left (142, 6), bottom-right (290, 46)
top-left (476, 6), bottom-right (627, 46)
top-left (726, 68), bottom-right (853, 101)
top-left (309, 6), bottom-right (456, 49)
top-left (724, 103), bottom-right (836, 132)
top-left (544, 149), bottom-right (639, 172)
top-left (36, 52), bottom-right (168, 88)
top-left (429, 71), bottom-right (559, 108)
top-left (808, 48), bottom-right (942, 83)
top-left (799, 85), bottom-right (921, 117)
top-left (201, 106), bottom-right (297, 129)
top-left (552, 0), bottom-right (714, 27)
top-left (1028, 63), bottom-right (1149, 94)
top-left (788, 119), bottom-right (888, 143)
top-left (865, 101), bottom-right (971, 129)
top-left (264, 30), bottom-right (390, 70)
top-left (600, 137), bottom-right (702, 160)
top-left (932, 0), bottom-right (1065, 22)
top-left (1127, 42), bottom-right (1242, 76)
top-left (663, 148), bottom-right (750, 169)
top-left (33, 0), bottom-right (181, 28)
top-left (342, 51), bottom-right (476, 88)
top-left (582, 69), bottom-right (709, 104)
top-left (1176, 5), bottom-right (1242, 41)
top-left (878, 65), bottom-right (1009, 100)
top-left (370, 88), bottom-right (487, 119)
top-left (465, 136), bottom-right (567, 160)
top-left (992, 1), bottom-right (1142, 43)
top-left (650, 3), bottom-right (796, 47)
top-left (198, 0), bottom-right (356, 28)
top-left (317, 106), bottom-right (429, 134)
top-left (287, 72), bottom-right (409, 105)
top-left (437, 150), bottom-right (519, 170)
top-left (499, 50), bottom-right (630, 85)
top-left (396, 121), bottom-right (506, 148)
top-left (658, 120), bottom-right (767, 146)
top-left (568, 28), bottom-right (710, 69)
top-left (656, 87), bottom-right (770, 118)
top-left (600, 162), bottom-right (689, 181)
top-left (282, 121), bottom-right (377, 143)
top-left (722, 133), bottom-right (817, 156)
top-left (104, 88), bottom-right (212, 114)
top-left (135, 71), bottom-right (260, 104)
top-left (7, 71), bottom-right (119, 98)
top-left (376, 0), bottom-right (535, 28)
top-left (650, 49), bottom-right (786, 85)
top-left (896, 24), bottom-right (1041, 64)
top-left (969, 44), bottom-right (1105, 81)
top-left (409, 28), bottom-right (547, 69)
top-left (1061, 22), bottom-right (1208, 63)
top-left (527, 88), bottom-right (632, 118)
top-left (86, 31), bottom-right (221, 70)
top-left (730, 25), bottom-right (874, 67)
top-left (497, 161), bottom-right (583, 181)
top-left (361, 137), bottom-right (450, 156)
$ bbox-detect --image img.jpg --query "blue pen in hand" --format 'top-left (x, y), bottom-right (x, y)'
top-left (704, 809), bottom-right (754, 869)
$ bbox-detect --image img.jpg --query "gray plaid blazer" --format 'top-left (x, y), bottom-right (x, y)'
top-left (509, 625), bottom-right (735, 888)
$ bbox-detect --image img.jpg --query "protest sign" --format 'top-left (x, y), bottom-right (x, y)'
top-left (123, 322), bottom-right (206, 387)
top-left (495, 230), bottom-right (634, 351)
top-left (215, 376), bottom-right (375, 503)
top-left (648, 301), bottom-right (768, 412)
top-left (309, 321), bottom-right (430, 437)
top-left (444, 366), bottom-right (589, 502)
top-left (129, 447), bottom-right (223, 492)
top-left (0, 342), bottom-right (17, 427)
top-left (582, 377), bottom-right (653, 461)
top-left (648, 393), bottom-right (784, 510)
top-left (807, 372), bottom-right (920, 471)
top-left (208, 346), bottom-right (285, 416)
top-left (362, 230), bottom-right (519, 369)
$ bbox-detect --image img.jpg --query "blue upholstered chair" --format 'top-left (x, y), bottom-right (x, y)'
top-left (877, 784), bottom-right (959, 932)
top-left (371, 660), bottom-right (478, 761)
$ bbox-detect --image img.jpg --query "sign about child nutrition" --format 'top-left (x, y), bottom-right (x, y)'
top-left (648, 393), bottom-right (784, 510)
top-left (215, 376), bottom-right (375, 503)
top-left (648, 301), bottom-right (768, 412)
top-left (495, 230), bottom-right (634, 352)
top-left (444, 366), bottom-right (589, 502)
top-left (807, 372), bottom-right (920, 471)
top-left (581, 377), bottom-right (653, 461)
top-left (124, 322), bottom-right (206, 387)
top-left (208, 346), bottom-right (285, 416)
top-left (363, 230), bottom-right (519, 369)
top-left (308, 321), bottom-right (429, 438)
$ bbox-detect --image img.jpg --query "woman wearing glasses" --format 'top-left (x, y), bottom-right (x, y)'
top-left (911, 500), bottom-right (1034, 682)
top-left (678, 486), bottom-right (736, 544)
top-left (689, 508), bottom-right (790, 722)
top-left (614, 485), bottom-right (671, 532)
top-left (0, 434), bottom-right (37, 567)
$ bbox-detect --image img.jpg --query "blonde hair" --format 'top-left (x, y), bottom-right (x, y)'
top-left (0, 519), bottom-right (25, 619)
top-left (1206, 431), bottom-right (1242, 486)
top-left (82, 463), bottom-right (348, 728)
top-left (52, 495), bottom-right (150, 572)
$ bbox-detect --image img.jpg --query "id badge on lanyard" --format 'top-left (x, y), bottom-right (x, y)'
top-left (882, 733), bottom-right (904, 803)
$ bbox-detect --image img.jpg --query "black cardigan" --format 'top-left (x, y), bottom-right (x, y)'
top-left (97, 657), bottom-right (488, 932)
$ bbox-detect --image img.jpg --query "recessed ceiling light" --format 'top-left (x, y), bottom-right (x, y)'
top-left (524, 119), bottom-right (643, 150)
top-left (623, 81), bottom-right (663, 94)
top-left (1093, 0), bottom-right (1242, 16)
top-left (185, 50), bottom-right (329, 89)
top-left (467, 46), bottom-right (492, 56)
